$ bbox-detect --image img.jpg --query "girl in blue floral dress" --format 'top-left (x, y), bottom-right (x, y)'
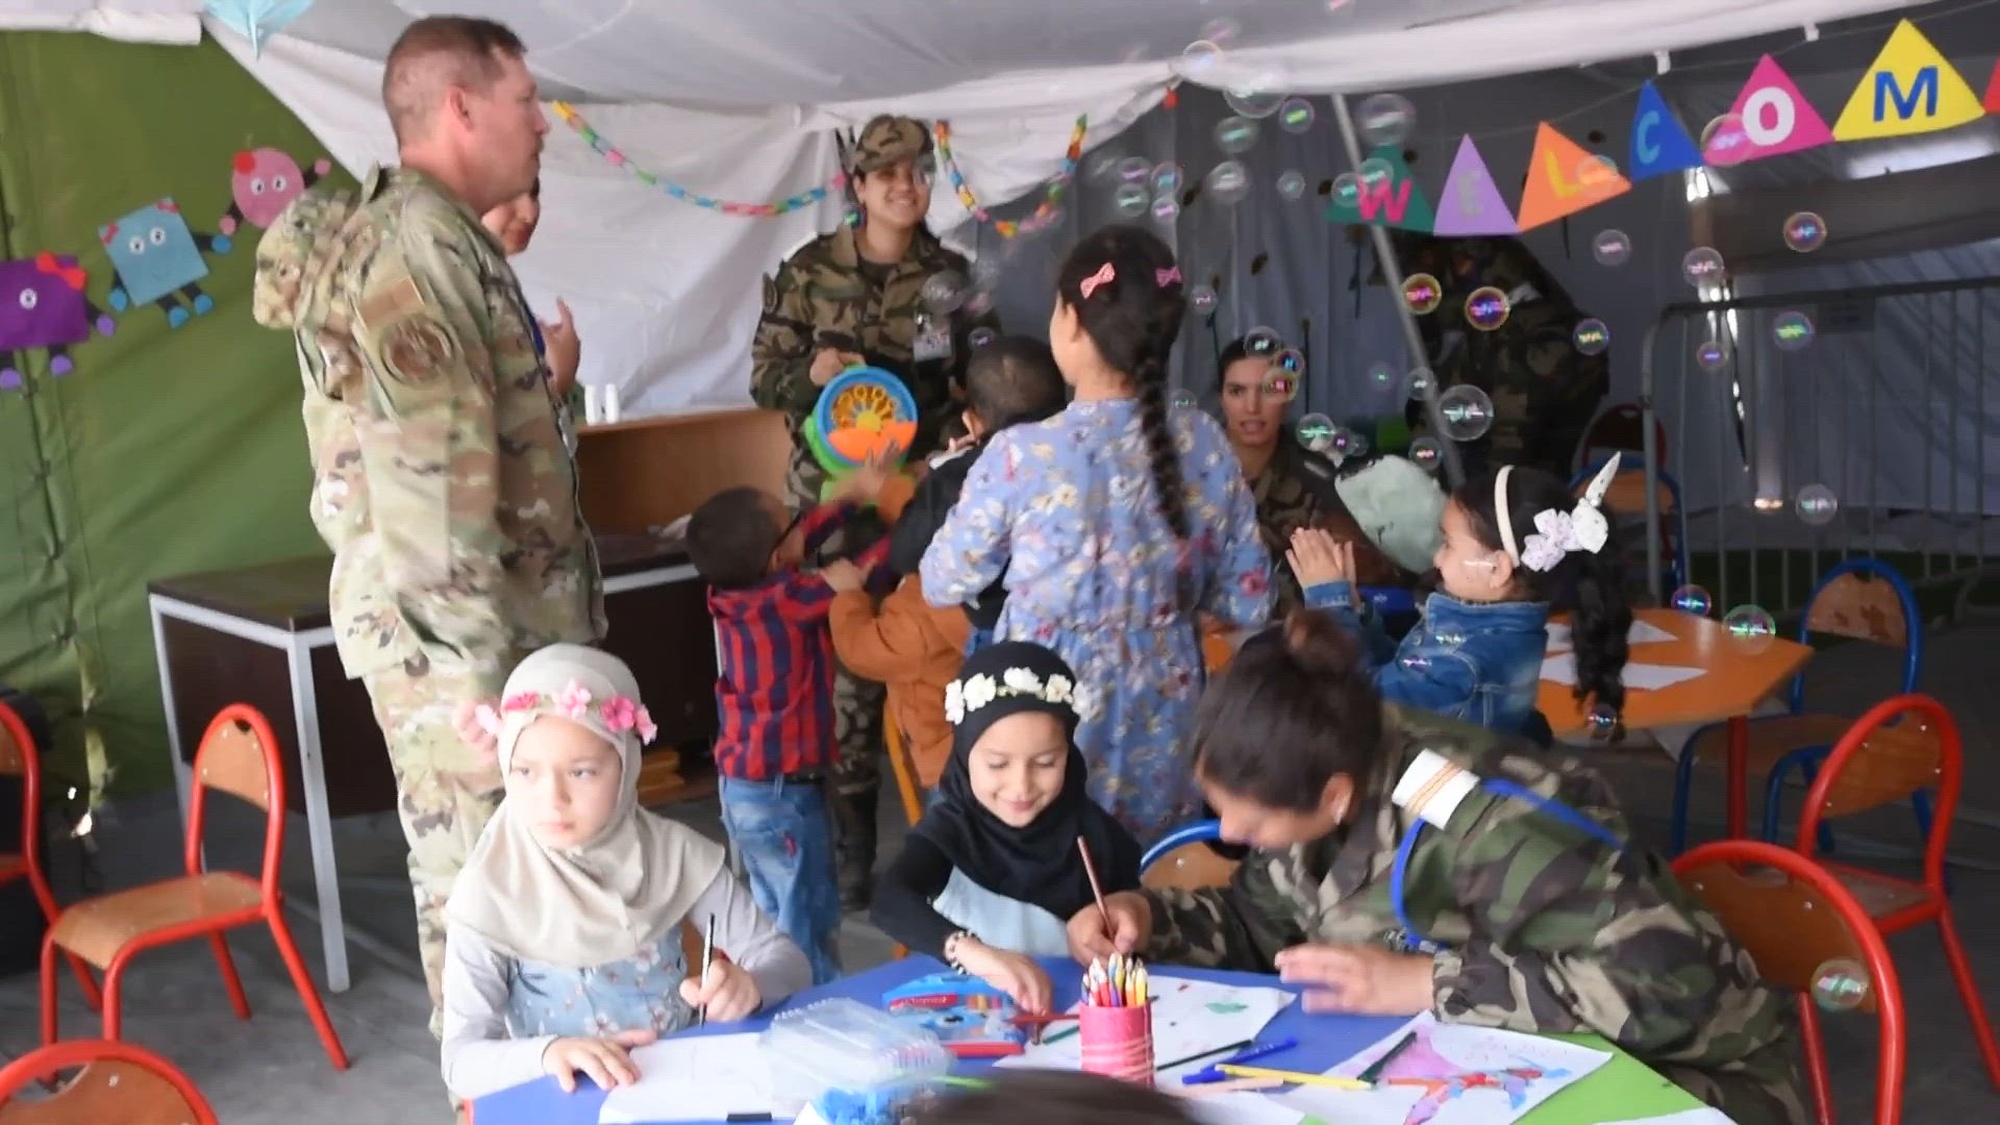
top-left (920, 225), bottom-right (1272, 844)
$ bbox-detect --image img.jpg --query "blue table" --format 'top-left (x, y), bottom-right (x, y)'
top-left (470, 956), bottom-right (1701, 1125)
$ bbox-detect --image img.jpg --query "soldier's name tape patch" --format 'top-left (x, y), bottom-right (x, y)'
top-left (381, 316), bottom-right (458, 385)
top-left (1392, 749), bottom-right (1480, 831)
top-left (360, 274), bottom-right (428, 329)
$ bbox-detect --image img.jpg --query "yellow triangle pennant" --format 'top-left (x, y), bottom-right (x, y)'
top-left (1832, 19), bottom-right (1984, 141)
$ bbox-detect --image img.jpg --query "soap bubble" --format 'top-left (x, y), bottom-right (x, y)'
top-left (1670, 585), bottom-right (1714, 616)
top-left (1151, 196), bottom-right (1180, 225)
top-left (1198, 17), bottom-right (1240, 46)
top-left (1682, 247), bottom-right (1726, 287)
top-left (1116, 156), bottom-right (1152, 183)
top-left (1409, 436), bottom-right (1444, 471)
top-left (1585, 703), bottom-right (1621, 740)
top-left (1188, 285), bottom-right (1217, 314)
top-left (1330, 173), bottom-right (1362, 209)
top-left (1332, 428), bottom-right (1370, 458)
top-left (1366, 361), bottom-right (1396, 390)
top-left (1811, 959), bottom-right (1871, 1012)
top-left (1701, 113), bottom-right (1750, 166)
top-left (1086, 152), bottom-right (1124, 182)
top-left (1398, 652), bottom-right (1431, 674)
top-left (1113, 183), bottom-right (1149, 216)
top-left (1356, 157), bottom-right (1394, 190)
top-left (1242, 327), bottom-right (1284, 356)
top-left (1205, 161), bottom-right (1251, 204)
top-left (1406, 367), bottom-right (1437, 400)
top-left (921, 271), bottom-right (967, 314)
top-left (1592, 229), bottom-right (1632, 267)
top-left (1277, 170), bottom-right (1307, 201)
top-left (1403, 273), bottom-right (1442, 314)
top-left (968, 327), bottom-right (998, 350)
top-left (1772, 310), bottom-right (1815, 351)
top-left (1784, 211), bottom-right (1828, 253)
top-left (1723, 605), bottom-right (1778, 647)
top-left (1576, 155), bottom-right (1620, 186)
top-left (1356, 92), bottom-right (1415, 148)
top-left (1170, 389), bottom-right (1198, 411)
top-left (1572, 318), bottom-right (1611, 356)
top-left (1436, 384), bottom-right (1496, 441)
top-left (1278, 98), bottom-right (1316, 133)
top-left (1465, 286), bottom-right (1511, 331)
top-left (1266, 349), bottom-right (1306, 400)
top-left (1696, 339), bottom-right (1731, 372)
top-left (1223, 82), bottom-right (1286, 120)
top-left (1176, 40), bottom-right (1224, 80)
top-left (1214, 117), bottom-right (1259, 155)
top-left (1150, 163), bottom-right (1183, 196)
top-left (1297, 412), bottom-right (1337, 454)
top-left (1796, 484), bottom-right (1838, 525)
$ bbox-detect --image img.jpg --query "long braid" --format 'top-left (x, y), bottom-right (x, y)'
top-left (1133, 351), bottom-right (1189, 541)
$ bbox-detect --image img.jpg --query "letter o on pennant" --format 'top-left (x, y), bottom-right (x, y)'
top-left (1743, 86), bottom-right (1797, 146)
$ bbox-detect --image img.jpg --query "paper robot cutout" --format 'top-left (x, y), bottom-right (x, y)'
top-left (0, 253), bottom-right (116, 391)
top-left (98, 198), bottom-right (232, 328)
top-left (221, 147), bottom-right (334, 235)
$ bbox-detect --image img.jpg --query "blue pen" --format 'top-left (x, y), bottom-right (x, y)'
top-left (1180, 1037), bottom-right (1300, 1085)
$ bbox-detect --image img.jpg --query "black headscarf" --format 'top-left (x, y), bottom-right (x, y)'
top-left (912, 642), bottom-right (1142, 916)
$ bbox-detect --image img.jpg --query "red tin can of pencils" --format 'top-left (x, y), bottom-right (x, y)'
top-left (1079, 1000), bottom-right (1155, 1087)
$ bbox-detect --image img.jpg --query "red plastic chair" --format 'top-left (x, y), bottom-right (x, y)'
top-left (1793, 694), bottom-right (2000, 1088)
top-left (0, 702), bottom-right (102, 1008)
top-left (40, 705), bottom-right (349, 1069)
top-left (1576, 402), bottom-right (1668, 474)
top-left (0, 1038), bottom-right (217, 1124)
top-left (1674, 840), bottom-right (1904, 1125)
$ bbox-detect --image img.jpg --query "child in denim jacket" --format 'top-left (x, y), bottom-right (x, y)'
top-left (1288, 457), bottom-right (1630, 736)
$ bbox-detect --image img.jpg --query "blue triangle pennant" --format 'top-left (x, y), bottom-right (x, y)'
top-left (205, 0), bottom-right (317, 56)
top-left (1627, 81), bottom-right (1705, 183)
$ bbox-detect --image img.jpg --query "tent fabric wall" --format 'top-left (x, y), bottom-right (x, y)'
top-left (0, 31), bottom-right (338, 798)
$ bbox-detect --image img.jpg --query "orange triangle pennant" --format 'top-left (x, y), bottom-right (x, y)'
top-left (1514, 122), bottom-right (1631, 232)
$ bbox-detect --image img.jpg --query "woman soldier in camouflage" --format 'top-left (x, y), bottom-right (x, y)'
top-left (1070, 612), bottom-right (1806, 1125)
top-left (749, 115), bottom-right (999, 908)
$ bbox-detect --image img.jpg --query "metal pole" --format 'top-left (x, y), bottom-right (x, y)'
top-left (1638, 320), bottom-right (1665, 604)
top-left (1329, 92), bottom-right (1465, 489)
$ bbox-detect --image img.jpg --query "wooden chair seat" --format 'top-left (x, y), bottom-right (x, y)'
top-left (0, 1040), bottom-right (216, 1125)
top-left (1139, 842), bottom-right (1240, 893)
top-left (1826, 863), bottom-right (1933, 920)
top-left (1684, 713), bottom-right (1854, 776)
top-left (51, 873), bottom-right (264, 969)
top-left (0, 852), bottom-right (22, 875)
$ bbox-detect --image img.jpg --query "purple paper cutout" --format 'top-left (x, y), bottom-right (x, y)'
top-left (1432, 136), bottom-right (1520, 237)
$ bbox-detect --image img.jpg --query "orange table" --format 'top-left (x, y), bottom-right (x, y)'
top-left (1540, 607), bottom-right (1813, 838)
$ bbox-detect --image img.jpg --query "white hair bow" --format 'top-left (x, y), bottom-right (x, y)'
top-left (1519, 457), bottom-right (1619, 573)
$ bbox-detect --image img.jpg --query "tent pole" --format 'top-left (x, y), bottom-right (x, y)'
top-left (1328, 93), bottom-right (1465, 490)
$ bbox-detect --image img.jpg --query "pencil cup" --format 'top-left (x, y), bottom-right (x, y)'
top-left (1079, 1001), bottom-right (1155, 1087)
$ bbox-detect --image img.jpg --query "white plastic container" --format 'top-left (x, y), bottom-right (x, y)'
top-left (759, 998), bottom-right (952, 1117)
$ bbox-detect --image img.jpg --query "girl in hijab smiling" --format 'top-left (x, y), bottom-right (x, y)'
top-left (439, 645), bottom-right (811, 1101)
top-left (871, 642), bottom-right (1142, 1013)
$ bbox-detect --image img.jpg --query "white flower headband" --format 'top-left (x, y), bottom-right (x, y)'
top-left (474, 680), bottom-right (659, 745)
top-left (944, 666), bottom-right (1095, 725)
top-left (1496, 457), bottom-right (1620, 573)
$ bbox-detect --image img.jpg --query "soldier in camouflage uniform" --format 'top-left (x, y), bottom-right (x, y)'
top-left (1071, 619), bottom-right (1806, 1125)
top-left (251, 16), bottom-right (603, 1034)
top-left (1373, 229), bottom-right (1609, 480)
top-left (749, 114), bottom-right (998, 908)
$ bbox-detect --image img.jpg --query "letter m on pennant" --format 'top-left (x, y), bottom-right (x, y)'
top-left (1356, 179), bottom-right (1412, 224)
top-left (1876, 66), bottom-right (1939, 120)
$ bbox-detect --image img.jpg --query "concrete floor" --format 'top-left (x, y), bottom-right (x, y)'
top-left (4, 625), bottom-right (2000, 1122)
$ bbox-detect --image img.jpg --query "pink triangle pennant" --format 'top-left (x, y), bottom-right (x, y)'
top-left (1431, 135), bottom-right (1518, 236)
top-left (1724, 54), bottom-right (1834, 161)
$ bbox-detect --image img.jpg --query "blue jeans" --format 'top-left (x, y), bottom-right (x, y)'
top-left (964, 627), bottom-right (997, 658)
top-left (718, 774), bottom-right (843, 985)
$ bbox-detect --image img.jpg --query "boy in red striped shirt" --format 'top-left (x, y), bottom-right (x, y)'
top-left (686, 468), bottom-right (893, 983)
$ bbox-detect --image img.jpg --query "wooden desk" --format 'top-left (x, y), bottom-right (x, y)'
top-left (145, 534), bottom-right (714, 993)
top-left (1540, 607), bottom-right (1814, 839)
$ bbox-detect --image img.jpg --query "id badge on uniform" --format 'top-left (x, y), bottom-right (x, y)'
top-left (914, 325), bottom-right (953, 363)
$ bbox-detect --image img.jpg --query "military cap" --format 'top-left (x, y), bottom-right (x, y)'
top-left (851, 115), bottom-right (935, 175)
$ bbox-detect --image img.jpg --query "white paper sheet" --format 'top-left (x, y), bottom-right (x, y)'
top-left (995, 975), bottom-right (1295, 1081)
top-left (1596, 1110), bottom-right (1737, 1125)
top-left (1184, 1091), bottom-right (1310, 1125)
top-left (1546, 619), bottom-right (1678, 654)
top-left (1277, 1013), bottom-right (1611, 1125)
top-left (1541, 653), bottom-right (1705, 691)
top-left (598, 1033), bottom-right (778, 1124)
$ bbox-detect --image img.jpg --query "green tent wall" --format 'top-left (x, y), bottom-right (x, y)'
top-left (0, 32), bottom-right (351, 800)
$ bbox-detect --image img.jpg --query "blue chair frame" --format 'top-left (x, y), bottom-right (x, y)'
top-left (1667, 558), bottom-right (1933, 863)
top-left (1568, 452), bottom-right (1690, 595)
top-left (1140, 819), bottom-right (1224, 876)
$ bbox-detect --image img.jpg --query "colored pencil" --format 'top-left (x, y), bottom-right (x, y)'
top-left (1216, 1064), bottom-right (1373, 1090)
top-left (698, 912), bottom-right (716, 1026)
top-left (1358, 1030), bottom-right (1416, 1084)
top-left (1077, 835), bottom-right (1111, 937)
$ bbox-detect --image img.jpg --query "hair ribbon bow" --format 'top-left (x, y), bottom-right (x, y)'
top-left (1079, 262), bottom-right (1115, 299)
top-left (1519, 456), bottom-right (1619, 573)
top-left (1155, 266), bottom-right (1182, 287)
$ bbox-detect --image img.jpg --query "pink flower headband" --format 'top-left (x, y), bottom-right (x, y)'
top-left (1077, 262), bottom-right (1184, 300)
top-left (474, 680), bottom-right (659, 745)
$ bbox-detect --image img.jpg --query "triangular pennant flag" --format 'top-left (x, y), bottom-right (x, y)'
top-left (1832, 19), bottom-right (1984, 140)
top-left (205, 0), bottom-right (318, 56)
top-left (1627, 80), bottom-right (1704, 182)
top-left (1323, 145), bottom-right (1435, 233)
top-left (1983, 57), bottom-right (2000, 112)
top-left (1514, 122), bottom-right (1630, 233)
top-left (1432, 136), bottom-right (1518, 236)
top-left (1725, 55), bottom-right (1835, 161)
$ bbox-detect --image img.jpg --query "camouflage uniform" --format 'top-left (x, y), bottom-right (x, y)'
top-left (252, 166), bottom-right (605, 1027)
top-left (1379, 231), bottom-right (1609, 479)
top-left (748, 115), bottom-right (997, 903)
top-left (1248, 436), bottom-right (1404, 615)
top-left (1139, 710), bottom-right (1806, 1125)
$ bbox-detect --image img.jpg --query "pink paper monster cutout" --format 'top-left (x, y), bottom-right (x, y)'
top-left (221, 147), bottom-right (335, 235)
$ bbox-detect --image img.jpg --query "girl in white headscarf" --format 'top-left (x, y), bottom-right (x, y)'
top-left (440, 645), bottom-right (811, 1101)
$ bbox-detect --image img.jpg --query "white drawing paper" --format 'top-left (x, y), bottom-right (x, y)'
top-left (598, 1032), bottom-right (778, 1124)
top-left (1596, 1110), bottom-right (1736, 1125)
top-left (1276, 1012), bottom-right (1610, 1125)
top-left (996, 975), bottom-right (1295, 1080)
top-left (1183, 1090), bottom-right (1311, 1125)
top-left (1546, 619), bottom-right (1677, 654)
top-left (1541, 653), bottom-right (1703, 691)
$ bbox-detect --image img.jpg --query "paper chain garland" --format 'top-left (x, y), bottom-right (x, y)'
top-left (934, 114), bottom-right (1089, 238)
top-left (550, 101), bottom-right (847, 217)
